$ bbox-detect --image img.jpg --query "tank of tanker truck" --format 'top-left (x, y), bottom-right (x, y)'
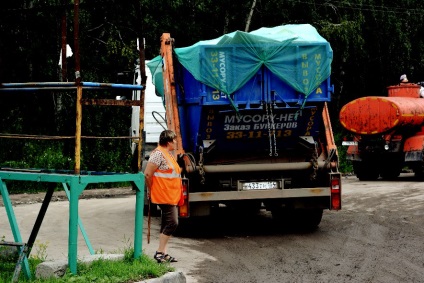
top-left (340, 84), bottom-right (424, 180)
top-left (147, 24), bottom-right (342, 229)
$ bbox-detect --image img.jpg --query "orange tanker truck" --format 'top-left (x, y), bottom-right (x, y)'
top-left (339, 83), bottom-right (424, 180)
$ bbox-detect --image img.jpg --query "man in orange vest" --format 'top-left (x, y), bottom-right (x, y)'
top-left (144, 130), bottom-right (182, 263)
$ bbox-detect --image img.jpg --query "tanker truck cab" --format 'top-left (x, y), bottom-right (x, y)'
top-left (153, 25), bottom-right (342, 230)
top-left (340, 83), bottom-right (424, 180)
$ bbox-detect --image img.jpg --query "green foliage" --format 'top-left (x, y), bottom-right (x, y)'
top-left (23, 142), bottom-right (72, 170)
top-left (0, 249), bottom-right (174, 283)
top-left (1, 0), bottom-right (424, 180)
top-left (30, 240), bottom-right (49, 262)
top-left (334, 131), bottom-right (353, 174)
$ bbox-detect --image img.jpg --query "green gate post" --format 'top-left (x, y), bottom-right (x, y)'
top-left (0, 178), bottom-right (32, 280)
top-left (68, 176), bottom-right (86, 274)
top-left (133, 173), bottom-right (145, 259)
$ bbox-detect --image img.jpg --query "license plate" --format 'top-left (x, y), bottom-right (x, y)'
top-left (342, 141), bottom-right (358, 146)
top-left (240, 181), bottom-right (279, 190)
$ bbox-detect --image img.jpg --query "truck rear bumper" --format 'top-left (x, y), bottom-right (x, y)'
top-left (188, 187), bottom-right (330, 202)
top-left (200, 161), bottom-right (335, 173)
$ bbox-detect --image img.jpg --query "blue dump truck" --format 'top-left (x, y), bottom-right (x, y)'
top-left (147, 24), bottom-right (341, 229)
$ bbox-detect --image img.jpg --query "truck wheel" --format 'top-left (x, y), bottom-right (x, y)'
top-left (143, 203), bottom-right (161, 217)
top-left (380, 167), bottom-right (401, 180)
top-left (413, 162), bottom-right (424, 180)
top-left (353, 161), bottom-right (379, 181)
top-left (271, 208), bottom-right (323, 231)
top-left (174, 217), bottom-right (196, 237)
top-left (293, 208), bottom-right (323, 229)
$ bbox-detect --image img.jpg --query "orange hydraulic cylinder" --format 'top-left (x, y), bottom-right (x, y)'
top-left (339, 96), bottom-right (424, 135)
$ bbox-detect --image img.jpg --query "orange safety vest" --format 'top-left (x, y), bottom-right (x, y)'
top-left (150, 146), bottom-right (182, 205)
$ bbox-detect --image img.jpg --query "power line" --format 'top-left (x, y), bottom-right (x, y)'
top-left (290, 0), bottom-right (424, 15)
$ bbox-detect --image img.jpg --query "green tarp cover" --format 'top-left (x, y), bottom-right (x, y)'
top-left (146, 56), bottom-right (164, 98)
top-left (148, 24), bottom-right (332, 98)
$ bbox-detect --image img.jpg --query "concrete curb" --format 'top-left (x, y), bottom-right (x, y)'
top-left (138, 271), bottom-right (186, 283)
top-left (35, 254), bottom-right (186, 282)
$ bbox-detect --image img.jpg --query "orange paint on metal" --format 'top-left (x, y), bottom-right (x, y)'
top-left (339, 96), bottom-right (424, 135)
top-left (387, 84), bottom-right (420, 98)
top-left (403, 135), bottom-right (424, 151)
top-left (322, 102), bottom-right (338, 156)
top-left (160, 33), bottom-right (184, 155)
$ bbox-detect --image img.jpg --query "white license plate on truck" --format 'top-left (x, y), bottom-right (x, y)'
top-left (342, 141), bottom-right (358, 146)
top-left (239, 181), bottom-right (280, 190)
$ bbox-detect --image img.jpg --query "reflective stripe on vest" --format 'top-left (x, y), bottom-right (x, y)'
top-left (150, 147), bottom-right (182, 205)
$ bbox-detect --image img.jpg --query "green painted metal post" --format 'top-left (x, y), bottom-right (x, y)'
top-left (0, 179), bottom-right (31, 279)
top-left (62, 182), bottom-right (95, 255)
top-left (133, 173), bottom-right (145, 258)
top-left (1, 171), bottom-right (146, 275)
top-left (68, 176), bottom-right (86, 274)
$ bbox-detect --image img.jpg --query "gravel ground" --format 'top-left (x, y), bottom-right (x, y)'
top-left (2, 175), bottom-right (424, 283)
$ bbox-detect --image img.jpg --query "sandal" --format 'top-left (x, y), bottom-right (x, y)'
top-left (164, 254), bottom-right (178, 262)
top-left (153, 251), bottom-right (166, 263)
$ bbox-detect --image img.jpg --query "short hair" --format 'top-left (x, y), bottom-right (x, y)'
top-left (159, 130), bottom-right (177, 146)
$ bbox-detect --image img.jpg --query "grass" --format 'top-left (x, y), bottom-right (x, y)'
top-left (0, 248), bottom-right (174, 283)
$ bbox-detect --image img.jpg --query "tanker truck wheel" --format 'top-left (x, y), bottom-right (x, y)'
top-left (413, 161), bottom-right (424, 180)
top-left (353, 161), bottom-right (379, 181)
top-left (380, 167), bottom-right (401, 180)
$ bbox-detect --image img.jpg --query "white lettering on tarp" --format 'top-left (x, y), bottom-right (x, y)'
top-left (219, 52), bottom-right (226, 83)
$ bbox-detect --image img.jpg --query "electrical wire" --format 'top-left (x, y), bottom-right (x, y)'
top-left (289, 0), bottom-right (424, 15)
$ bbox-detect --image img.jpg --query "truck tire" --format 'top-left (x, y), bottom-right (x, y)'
top-left (353, 161), bottom-right (379, 181)
top-left (380, 169), bottom-right (401, 180)
top-left (143, 203), bottom-right (161, 217)
top-left (271, 208), bottom-right (323, 230)
top-left (413, 163), bottom-right (424, 180)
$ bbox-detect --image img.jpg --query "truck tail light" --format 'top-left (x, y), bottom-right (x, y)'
top-left (330, 173), bottom-right (341, 210)
top-left (178, 178), bottom-right (190, 218)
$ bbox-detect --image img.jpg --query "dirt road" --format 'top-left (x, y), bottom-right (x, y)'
top-left (181, 174), bottom-right (424, 282)
top-left (1, 174), bottom-right (423, 282)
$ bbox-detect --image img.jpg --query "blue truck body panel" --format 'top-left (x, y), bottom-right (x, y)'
top-left (176, 64), bottom-right (331, 155)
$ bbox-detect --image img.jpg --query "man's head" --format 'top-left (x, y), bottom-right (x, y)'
top-left (400, 74), bottom-right (408, 83)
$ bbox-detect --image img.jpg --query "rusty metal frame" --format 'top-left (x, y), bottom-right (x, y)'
top-left (0, 0), bottom-right (147, 174)
top-left (0, 0), bottom-right (148, 276)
